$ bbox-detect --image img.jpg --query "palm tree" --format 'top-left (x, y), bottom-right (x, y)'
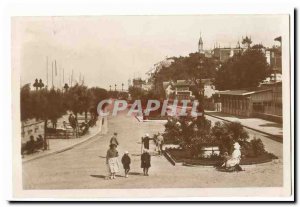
top-left (115, 84), bottom-right (117, 91)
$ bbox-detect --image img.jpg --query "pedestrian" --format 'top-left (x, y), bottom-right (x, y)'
top-left (157, 132), bottom-right (164, 155)
top-left (142, 133), bottom-right (150, 150)
top-left (110, 132), bottom-right (119, 146)
top-left (141, 149), bottom-right (151, 176)
top-left (26, 135), bottom-right (36, 154)
top-left (121, 151), bottom-right (131, 178)
top-left (106, 144), bottom-right (119, 179)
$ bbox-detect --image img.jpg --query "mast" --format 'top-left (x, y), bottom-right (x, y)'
top-left (51, 61), bottom-right (54, 87)
top-left (71, 70), bottom-right (73, 87)
top-left (46, 56), bottom-right (48, 87)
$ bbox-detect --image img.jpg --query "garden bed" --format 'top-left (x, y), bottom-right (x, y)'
top-left (166, 148), bottom-right (277, 166)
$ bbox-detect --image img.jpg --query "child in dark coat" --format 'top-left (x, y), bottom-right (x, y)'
top-left (121, 151), bottom-right (131, 178)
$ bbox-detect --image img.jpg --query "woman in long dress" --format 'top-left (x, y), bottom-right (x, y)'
top-left (106, 144), bottom-right (119, 179)
top-left (141, 149), bottom-right (151, 176)
top-left (225, 142), bottom-right (241, 168)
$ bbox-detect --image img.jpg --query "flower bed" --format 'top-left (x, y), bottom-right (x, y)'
top-left (166, 148), bottom-right (277, 166)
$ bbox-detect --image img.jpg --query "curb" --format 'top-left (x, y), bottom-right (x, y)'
top-left (205, 113), bottom-right (283, 143)
top-left (22, 125), bottom-right (103, 164)
top-left (163, 150), bottom-right (178, 166)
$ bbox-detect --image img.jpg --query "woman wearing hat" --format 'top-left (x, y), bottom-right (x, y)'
top-left (106, 144), bottom-right (119, 179)
top-left (142, 133), bottom-right (150, 150)
top-left (141, 149), bottom-right (151, 176)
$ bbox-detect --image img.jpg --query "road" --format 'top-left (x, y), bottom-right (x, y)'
top-left (23, 113), bottom-right (283, 189)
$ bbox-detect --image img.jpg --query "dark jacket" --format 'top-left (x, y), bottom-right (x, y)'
top-left (142, 137), bottom-right (150, 149)
top-left (121, 154), bottom-right (131, 169)
top-left (141, 152), bottom-right (151, 168)
top-left (110, 136), bottom-right (119, 146)
top-left (106, 148), bottom-right (118, 159)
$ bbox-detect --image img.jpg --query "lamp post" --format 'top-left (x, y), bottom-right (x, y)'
top-left (33, 78), bottom-right (39, 91)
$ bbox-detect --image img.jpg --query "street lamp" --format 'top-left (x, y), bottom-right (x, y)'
top-left (33, 78), bottom-right (39, 91)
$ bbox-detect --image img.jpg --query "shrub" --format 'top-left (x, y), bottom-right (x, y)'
top-left (250, 137), bottom-right (265, 156)
top-left (211, 121), bottom-right (249, 154)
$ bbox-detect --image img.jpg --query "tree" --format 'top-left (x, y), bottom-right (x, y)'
top-left (215, 47), bottom-right (269, 90)
top-left (128, 86), bottom-right (146, 101)
top-left (20, 84), bottom-right (34, 121)
top-left (151, 53), bottom-right (217, 93)
top-left (65, 84), bottom-right (91, 120)
top-left (21, 85), bottom-right (67, 150)
top-left (89, 87), bottom-right (109, 118)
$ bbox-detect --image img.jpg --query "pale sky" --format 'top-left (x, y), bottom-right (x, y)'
top-left (12, 15), bottom-right (288, 90)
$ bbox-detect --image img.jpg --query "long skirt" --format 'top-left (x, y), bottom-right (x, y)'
top-left (225, 158), bottom-right (240, 168)
top-left (108, 157), bottom-right (119, 173)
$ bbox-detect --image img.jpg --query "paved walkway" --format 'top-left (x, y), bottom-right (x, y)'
top-left (205, 111), bottom-right (283, 138)
top-left (23, 112), bottom-right (283, 190)
top-left (22, 117), bottom-right (107, 163)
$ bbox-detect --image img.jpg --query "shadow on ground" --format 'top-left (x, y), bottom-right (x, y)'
top-left (90, 172), bottom-right (143, 179)
top-left (259, 123), bottom-right (283, 128)
top-left (206, 111), bottom-right (248, 119)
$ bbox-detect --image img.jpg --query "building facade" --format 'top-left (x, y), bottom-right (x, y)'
top-left (215, 81), bottom-right (282, 122)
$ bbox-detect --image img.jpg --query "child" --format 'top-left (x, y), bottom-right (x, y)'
top-left (141, 149), bottom-right (151, 176)
top-left (121, 151), bottom-right (131, 178)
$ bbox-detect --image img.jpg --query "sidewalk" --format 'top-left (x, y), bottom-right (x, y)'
top-left (22, 117), bottom-right (106, 163)
top-left (205, 111), bottom-right (283, 141)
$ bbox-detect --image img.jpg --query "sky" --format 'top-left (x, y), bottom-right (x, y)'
top-left (12, 15), bottom-right (288, 90)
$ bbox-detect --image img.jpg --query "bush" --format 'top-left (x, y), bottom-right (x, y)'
top-left (211, 121), bottom-right (249, 154)
top-left (250, 137), bottom-right (265, 156)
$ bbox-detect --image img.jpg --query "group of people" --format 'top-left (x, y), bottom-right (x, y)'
top-left (105, 132), bottom-right (154, 179)
top-left (21, 135), bottom-right (47, 155)
top-left (141, 133), bottom-right (164, 156)
top-left (68, 114), bottom-right (79, 136)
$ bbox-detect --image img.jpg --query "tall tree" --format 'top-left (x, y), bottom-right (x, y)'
top-left (65, 84), bottom-right (91, 120)
top-left (89, 87), bottom-right (109, 118)
top-left (215, 47), bottom-right (269, 90)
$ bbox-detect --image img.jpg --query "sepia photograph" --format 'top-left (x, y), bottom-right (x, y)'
top-left (10, 14), bottom-right (293, 200)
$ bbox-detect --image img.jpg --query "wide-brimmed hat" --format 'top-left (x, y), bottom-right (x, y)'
top-left (145, 133), bottom-right (149, 137)
top-left (124, 151), bottom-right (129, 154)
